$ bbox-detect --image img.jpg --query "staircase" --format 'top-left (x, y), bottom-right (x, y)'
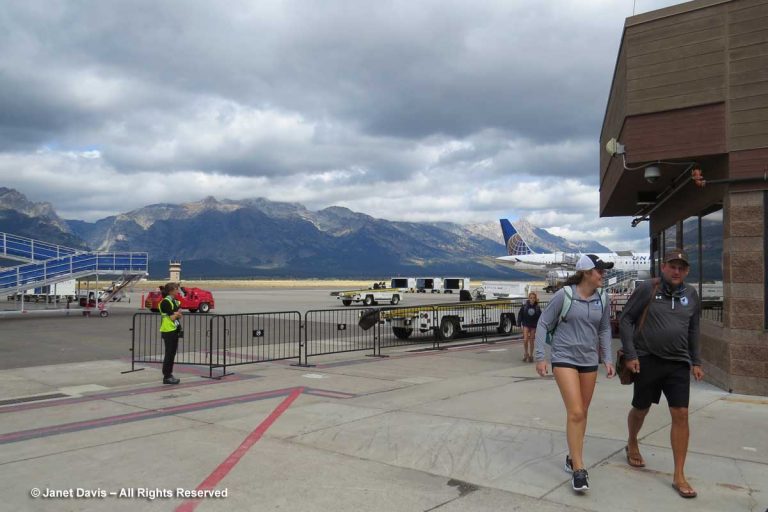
top-left (0, 232), bottom-right (148, 302)
top-left (0, 232), bottom-right (79, 264)
top-left (604, 269), bottom-right (639, 292)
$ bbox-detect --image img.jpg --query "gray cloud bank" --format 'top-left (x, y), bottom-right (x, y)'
top-left (0, 0), bottom-right (681, 250)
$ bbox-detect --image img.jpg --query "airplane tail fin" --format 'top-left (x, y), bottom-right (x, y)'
top-left (499, 219), bottom-right (534, 256)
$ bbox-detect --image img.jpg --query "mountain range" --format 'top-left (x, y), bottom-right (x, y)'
top-left (0, 187), bottom-right (610, 279)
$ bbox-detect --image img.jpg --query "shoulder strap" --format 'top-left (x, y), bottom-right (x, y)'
top-left (560, 286), bottom-right (573, 322)
top-left (638, 278), bottom-right (661, 334)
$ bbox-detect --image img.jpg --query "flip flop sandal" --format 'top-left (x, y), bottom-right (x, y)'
top-left (625, 446), bottom-right (645, 468)
top-left (672, 483), bottom-right (697, 499)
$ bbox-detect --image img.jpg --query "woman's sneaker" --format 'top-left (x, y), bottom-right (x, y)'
top-left (572, 469), bottom-right (589, 492)
top-left (564, 455), bottom-right (573, 473)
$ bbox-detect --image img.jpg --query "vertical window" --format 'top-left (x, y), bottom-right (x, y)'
top-left (651, 235), bottom-right (660, 277)
top-left (700, 208), bottom-right (723, 323)
top-left (682, 216), bottom-right (701, 297)
top-left (664, 224), bottom-right (678, 251)
top-left (701, 209), bottom-right (723, 285)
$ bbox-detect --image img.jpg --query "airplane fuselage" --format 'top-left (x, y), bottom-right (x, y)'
top-left (497, 252), bottom-right (652, 279)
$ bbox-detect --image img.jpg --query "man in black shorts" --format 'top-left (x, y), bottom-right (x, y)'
top-left (619, 249), bottom-right (704, 499)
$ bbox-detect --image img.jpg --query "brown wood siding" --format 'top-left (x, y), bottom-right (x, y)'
top-left (625, 4), bottom-right (727, 116)
top-left (730, 147), bottom-right (768, 177)
top-left (600, 43), bottom-right (627, 185)
top-left (622, 103), bottom-right (727, 163)
top-left (728, 0), bottom-right (768, 151)
top-left (599, 156), bottom-right (624, 216)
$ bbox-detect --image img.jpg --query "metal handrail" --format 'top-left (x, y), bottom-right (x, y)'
top-left (0, 231), bottom-right (83, 262)
top-left (0, 251), bottom-right (149, 293)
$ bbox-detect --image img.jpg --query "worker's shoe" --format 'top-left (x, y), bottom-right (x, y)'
top-left (163, 376), bottom-right (180, 385)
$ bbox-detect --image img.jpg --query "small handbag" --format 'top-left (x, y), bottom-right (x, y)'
top-left (617, 349), bottom-right (633, 385)
top-left (617, 279), bottom-right (660, 385)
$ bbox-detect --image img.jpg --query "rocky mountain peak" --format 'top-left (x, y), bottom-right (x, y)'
top-left (0, 187), bottom-right (71, 233)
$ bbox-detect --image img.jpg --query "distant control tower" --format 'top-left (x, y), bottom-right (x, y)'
top-left (169, 261), bottom-right (181, 282)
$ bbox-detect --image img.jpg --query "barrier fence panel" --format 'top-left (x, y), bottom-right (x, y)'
top-left (377, 299), bottom-right (528, 350)
top-left (304, 308), bottom-right (378, 364)
top-left (130, 312), bottom-right (213, 373)
top-left (701, 300), bottom-right (723, 323)
top-left (378, 303), bottom-right (442, 349)
top-left (130, 300), bottom-right (537, 372)
top-left (211, 311), bottom-right (302, 375)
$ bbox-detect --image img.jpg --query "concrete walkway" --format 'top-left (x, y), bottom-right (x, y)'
top-left (0, 338), bottom-right (765, 512)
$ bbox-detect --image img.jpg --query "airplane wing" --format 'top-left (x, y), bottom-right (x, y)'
top-left (515, 258), bottom-right (577, 269)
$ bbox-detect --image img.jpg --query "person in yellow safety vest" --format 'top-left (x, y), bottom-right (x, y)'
top-left (159, 282), bottom-right (183, 384)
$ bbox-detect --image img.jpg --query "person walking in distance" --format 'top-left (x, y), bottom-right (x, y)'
top-left (518, 292), bottom-right (542, 362)
top-left (159, 282), bottom-right (183, 385)
top-left (535, 254), bottom-right (616, 493)
top-left (620, 249), bottom-right (703, 499)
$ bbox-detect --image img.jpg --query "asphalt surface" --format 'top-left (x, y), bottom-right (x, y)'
top-left (0, 289), bottom-right (490, 370)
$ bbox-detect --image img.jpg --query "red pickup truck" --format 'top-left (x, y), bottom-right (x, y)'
top-left (144, 286), bottom-right (215, 313)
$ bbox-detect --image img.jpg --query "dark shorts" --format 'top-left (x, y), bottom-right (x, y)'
top-left (632, 355), bottom-right (690, 409)
top-left (552, 362), bottom-right (598, 373)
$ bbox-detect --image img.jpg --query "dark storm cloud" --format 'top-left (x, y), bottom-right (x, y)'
top-left (0, 0), bottom-right (682, 242)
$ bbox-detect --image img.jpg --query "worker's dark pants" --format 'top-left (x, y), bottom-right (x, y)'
top-left (161, 331), bottom-right (179, 378)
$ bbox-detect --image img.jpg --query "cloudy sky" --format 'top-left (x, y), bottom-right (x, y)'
top-left (0, 0), bottom-right (684, 250)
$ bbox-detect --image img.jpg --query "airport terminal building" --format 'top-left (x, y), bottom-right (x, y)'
top-left (600, 0), bottom-right (768, 394)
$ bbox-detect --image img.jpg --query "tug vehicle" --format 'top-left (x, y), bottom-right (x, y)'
top-left (144, 286), bottom-right (215, 313)
top-left (380, 298), bottom-right (516, 340)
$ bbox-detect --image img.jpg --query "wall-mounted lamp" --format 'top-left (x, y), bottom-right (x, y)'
top-left (605, 138), bottom-right (625, 156)
top-left (643, 165), bottom-right (661, 184)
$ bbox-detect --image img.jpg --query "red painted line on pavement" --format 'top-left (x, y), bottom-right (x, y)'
top-left (175, 387), bottom-right (304, 512)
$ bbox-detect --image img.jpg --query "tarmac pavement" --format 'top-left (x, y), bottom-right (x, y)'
top-left (0, 335), bottom-right (765, 512)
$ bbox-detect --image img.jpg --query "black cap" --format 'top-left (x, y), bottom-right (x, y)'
top-left (664, 249), bottom-right (689, 265)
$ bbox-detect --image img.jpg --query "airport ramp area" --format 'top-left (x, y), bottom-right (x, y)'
top-left (0, 336), bottom-right (764, 511)
top-left (0, 232), bottom-right (148, 315)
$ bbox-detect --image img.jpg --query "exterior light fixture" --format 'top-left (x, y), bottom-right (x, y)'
top-left (644, 165), bottom-right (661, 184)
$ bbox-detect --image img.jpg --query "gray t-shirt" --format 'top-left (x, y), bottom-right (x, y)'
top-left (534, 286), bottom-right (613, 366)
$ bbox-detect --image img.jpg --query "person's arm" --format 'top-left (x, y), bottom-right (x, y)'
top-left (518, 305), bottom-right (525, 324)
top-left (619, 283), bottom-right (651, 360)
top-left (534, 290), bottom-right (564, 362)
top-left (160, 298), bottom-right (181, 320)
top-left (599, 295), bottom-right (613, 364)
top-left (533, 305), bottom-right (542, 324)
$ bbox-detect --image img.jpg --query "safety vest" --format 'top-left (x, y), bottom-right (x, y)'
top-left (159, 296), bottom-right (180, 332)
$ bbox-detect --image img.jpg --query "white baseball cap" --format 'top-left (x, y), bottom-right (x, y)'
top-left (575, 254), bottom-right (614, 271)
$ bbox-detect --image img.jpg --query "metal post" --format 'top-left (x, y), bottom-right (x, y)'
top-left (222, 317), bottom-right (227, 378)
top-left (121, 313), bottom-right (145, 374)
top-left (208, 316), bottom-right (214, 379)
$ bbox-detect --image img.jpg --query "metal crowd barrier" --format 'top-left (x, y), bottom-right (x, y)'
top-left (212, 311), bottom-right (302, 375)
top-left (303, 308), bottom-right (379, 364)
top-left (129, 312), bottom-right (215, 376)
top-left (129, 302), bottom-right (528, 375)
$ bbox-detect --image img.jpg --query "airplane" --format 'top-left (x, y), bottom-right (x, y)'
top-left (497, 219), bottom-right (651, 280)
